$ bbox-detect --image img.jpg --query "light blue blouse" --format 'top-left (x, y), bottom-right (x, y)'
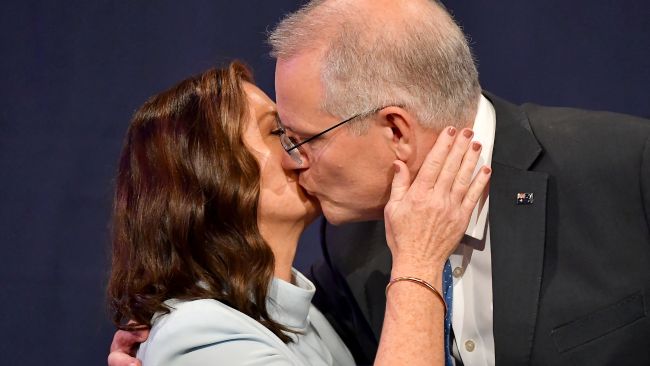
top-left (136, 269), bottom-right (356, 366)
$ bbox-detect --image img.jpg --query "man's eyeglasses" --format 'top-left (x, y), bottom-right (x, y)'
top-left (274, 106), bottom-right (397, 166)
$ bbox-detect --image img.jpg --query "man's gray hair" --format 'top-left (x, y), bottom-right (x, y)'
top-left (268, 0), bottom-right (481, 132)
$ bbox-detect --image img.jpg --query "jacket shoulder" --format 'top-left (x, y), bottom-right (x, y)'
top-left (137, 299), bottom-right (295, 366)
top-left (522, 103), bottom-right (650, 141)
top-left (519, 103), bottom-right (650, 164)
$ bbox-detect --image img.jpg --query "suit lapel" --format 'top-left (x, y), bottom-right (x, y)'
top-left (324, 220), bottom-right (390, 341)
top-left (486, 93), bottom-right (548, 365)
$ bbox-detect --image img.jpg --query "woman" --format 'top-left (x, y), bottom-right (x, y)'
top-left (107, 62), bottom-right (490, 365)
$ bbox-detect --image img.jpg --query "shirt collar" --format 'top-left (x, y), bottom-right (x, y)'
top-left (464, 95), bottom-right (496, 241)
top-left (266, 268), bottom-right (315, 331)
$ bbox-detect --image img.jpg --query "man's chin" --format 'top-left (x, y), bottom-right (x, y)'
top-left (321, 205), bottom-right (383, 226)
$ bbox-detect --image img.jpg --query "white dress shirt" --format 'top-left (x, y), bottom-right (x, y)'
top-left (137, 269), bottom-right (355, 366)
top-left (449, 95), bottom-right (496, 366)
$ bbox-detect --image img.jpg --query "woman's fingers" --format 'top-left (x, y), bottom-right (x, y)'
top-left (450, 140), bottom-right (482, 203)
top-left (107, 352), bottom-right (141, 366)
top-left (411, 127), bottom-right (476, 199)
top-left (461, 166), bottom-right (492, 215)
top-left (384, 122), bottom-right (493, 272)
top-left (432, 128), bottom-right (475, 196)
top-left (410, 126), bottom-right (457, 193)
top-left (388, 160), bottom-right (411, 204)
top-left (108, 328), bottom-right (148, 366)
top-left (109, 329), bottom-right (148, 353)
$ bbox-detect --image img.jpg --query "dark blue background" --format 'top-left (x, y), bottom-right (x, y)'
top-left (1, 1), bottom-right (648, 365)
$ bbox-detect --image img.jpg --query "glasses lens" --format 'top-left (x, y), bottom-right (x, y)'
top-left (280, 134), bottom-right (302, 165)
top-left (280, 134), bottom-right (292, 150)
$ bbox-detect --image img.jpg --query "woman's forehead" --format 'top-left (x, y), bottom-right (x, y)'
top-left (243, 82), bottom-right (275, 113)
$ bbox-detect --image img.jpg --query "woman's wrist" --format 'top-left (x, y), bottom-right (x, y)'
top-left (390, 259), bottom-right (446, 291)
top-left (385, 276), bottom-right (448, 315)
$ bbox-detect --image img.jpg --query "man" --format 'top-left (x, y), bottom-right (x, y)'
top-left (269, 0), bottom-right (650, 365)
top-left (110, 0), bottom-right (650, 365)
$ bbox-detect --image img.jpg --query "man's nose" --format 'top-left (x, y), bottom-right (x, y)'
top-left (281, 150), bottom-right (308, 171)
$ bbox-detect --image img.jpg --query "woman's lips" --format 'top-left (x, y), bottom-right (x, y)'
top-left (298, 177), bottom-right (312, 193)
top-left (299, 182), bottom-right (316, 196)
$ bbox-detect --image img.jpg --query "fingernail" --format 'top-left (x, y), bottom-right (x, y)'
top-left (463, 129), bottom-right (474, 138)
top-left (447, 127), bottom-right (456, 136)
top-left (482, 166), bottom-right (492, 174)
top-left (394, 163), bottom-right (400, 173)
top-left (472, 141), bottom-right (482, 151)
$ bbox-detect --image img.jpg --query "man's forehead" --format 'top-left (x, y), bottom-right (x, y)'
top-left (276, 107), bottom-right (308, 133)
top-left (274, 52), bottom-right (331, 133)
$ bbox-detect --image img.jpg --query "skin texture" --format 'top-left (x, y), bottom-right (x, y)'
top-left (276, 51), bottom-right (446, 225)
top-left (241, 82), bottom-right (320, 282)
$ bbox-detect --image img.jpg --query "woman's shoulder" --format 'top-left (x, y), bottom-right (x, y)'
top-left (137, 298), bottom-right (298, 366)
top-left (152, 298), bottom-right (259, 331)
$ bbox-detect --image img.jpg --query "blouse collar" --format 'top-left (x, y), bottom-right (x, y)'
top-left (266, 268), bottom-right (315, 331)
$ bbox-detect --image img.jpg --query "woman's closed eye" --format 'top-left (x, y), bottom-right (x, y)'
top-left (270, 128), bottom-right (302, 147)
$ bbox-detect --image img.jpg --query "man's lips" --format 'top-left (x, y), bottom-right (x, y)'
top-left (297, 177), bottom-right (309, 193)
top-left (299, 183), bottom-right (317, 197)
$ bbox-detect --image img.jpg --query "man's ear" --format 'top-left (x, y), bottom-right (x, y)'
top-left (379, 106), bottom-right (418, 162)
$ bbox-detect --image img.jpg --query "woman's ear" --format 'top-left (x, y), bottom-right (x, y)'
top-left (380, 106), bottom-right (417, 162)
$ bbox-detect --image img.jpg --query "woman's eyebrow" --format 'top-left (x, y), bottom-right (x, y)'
top-left (260, 110), bottom-right (283, 129)
top-left (272, 111), bottom-right (291, 131)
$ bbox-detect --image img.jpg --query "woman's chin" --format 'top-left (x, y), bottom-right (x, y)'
top-left (303, 200), bottom-right (322, 226)
top-left (261, 192), bottom-right (321, 228)
top-left (296, 185), bottom-right (321, 221)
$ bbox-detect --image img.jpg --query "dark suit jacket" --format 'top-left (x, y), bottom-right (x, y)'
top-left (310, 93), bottom-right (650, 365)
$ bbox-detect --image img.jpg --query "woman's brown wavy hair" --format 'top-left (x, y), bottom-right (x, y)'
top-left (107, 62), bottom-right (293, 342)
